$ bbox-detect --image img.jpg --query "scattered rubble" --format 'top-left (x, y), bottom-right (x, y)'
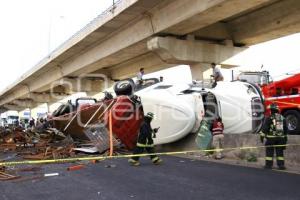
top-left (0, 125), bottom-right (120, 158)
top-left (0, 171), bottom-right (20, 181)
top-left (67, 165), bottom-right (85, 171)
top-left (0, 124), bottom-right (127, 182)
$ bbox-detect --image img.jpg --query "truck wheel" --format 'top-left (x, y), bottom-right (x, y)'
top-left (58, 104), bottom-right (72, 116)
top-left (283, 110), bottom-right (300, 135)
top-left (52, 105), bottom-right (65, 117)
top-left (114, 79), bottom-right (134, 96)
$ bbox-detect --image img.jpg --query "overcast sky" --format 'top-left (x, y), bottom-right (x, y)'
top-left (0, 0), bottom-right (113, 92)
top-left (224, 33), bottom-right (300, 80)
top-left (0, 0), bottom-right (300, 94)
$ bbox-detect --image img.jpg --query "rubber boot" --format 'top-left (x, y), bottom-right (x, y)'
top-left (128, 158), bottom-right (140, 166)
top-left (152, 157), bottom-right (163, 165)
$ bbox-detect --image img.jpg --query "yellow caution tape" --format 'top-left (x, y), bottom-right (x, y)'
top-left (0, 143), bottom-right (299, 166)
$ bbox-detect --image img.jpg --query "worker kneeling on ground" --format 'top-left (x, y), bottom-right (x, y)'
top-left (260, 103), bottom-right (287, 170)
top-left (128, 112), bottom-right (162, 166)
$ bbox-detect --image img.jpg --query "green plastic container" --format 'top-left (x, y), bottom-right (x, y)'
top-left (195, 120), bottom-right (212, 150)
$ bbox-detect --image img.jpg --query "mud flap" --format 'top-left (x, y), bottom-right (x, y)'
top-left (195, 120), bottom-right (212, 150)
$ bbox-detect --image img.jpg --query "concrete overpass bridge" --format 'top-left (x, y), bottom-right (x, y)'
top-left (1, 0), bottom-right (300, 112)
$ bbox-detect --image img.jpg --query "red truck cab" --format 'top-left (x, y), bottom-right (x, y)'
top-left (238, 71), bottom-right (300, 134)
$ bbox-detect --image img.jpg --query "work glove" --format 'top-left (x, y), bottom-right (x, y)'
top-left (152, 128), bottom-right (160, 138)
top-left (260, 135), bottom-right (264, 144)
top-left (153, 128), bottom-right (159, 133)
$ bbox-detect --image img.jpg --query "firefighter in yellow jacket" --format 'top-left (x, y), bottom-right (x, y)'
top-left (128, 112), bottom-right (162, 166)
top-left (260, 103), bottom-right (287, 170)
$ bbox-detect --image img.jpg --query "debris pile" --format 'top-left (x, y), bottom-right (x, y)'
top-left (1, 125), bottom-right (122, 156)
top-left (0, 124), bottom-right (128, 182)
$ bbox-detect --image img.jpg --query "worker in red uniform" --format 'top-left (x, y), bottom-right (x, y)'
top-left (260, 103), bottom-right (287, 170)
top-left (128, 112), bottom-right (162, 166)
top-left (211, 117), bottom-right (225, 159)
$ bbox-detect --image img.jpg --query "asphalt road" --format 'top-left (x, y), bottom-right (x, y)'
top-left (1, 156), bottom-right (300, 200)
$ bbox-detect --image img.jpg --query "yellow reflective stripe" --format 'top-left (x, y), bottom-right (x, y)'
top-left (260, 132), bottom-right (265, 137)
top-left (137, 143), bottom-right (154, 148)
top-left (265, 157), bottom-right (273, 161)
top-left (277, 157), bottom-right (284, 161)
top-left (266, 135), bottom-right (285, 138)
top-left (137, 143), bottom-right (147, 147)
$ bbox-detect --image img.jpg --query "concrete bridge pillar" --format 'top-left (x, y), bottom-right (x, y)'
top-left (108, 36), bottom-right (244, 81)
top-left (189, 63), bottom-right (211, 81)
top-left (147, 36), bottom-right (245, 81)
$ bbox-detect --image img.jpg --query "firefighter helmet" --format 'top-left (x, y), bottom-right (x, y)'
top-left (145, 112), bottom-right (154, 119)
top-left (270, 103), bottom-right (279, 112)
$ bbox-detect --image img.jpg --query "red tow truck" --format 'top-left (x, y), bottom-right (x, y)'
top-left (238, 71), bottom-right (300, 134)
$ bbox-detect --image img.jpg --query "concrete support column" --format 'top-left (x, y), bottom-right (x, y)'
top-left (189, 63), bottom-right (211, 81)
top-left (147, 37), bottom-right (245, 64)
top-left (86, 78), bottom-right (115, 99)
top-left (107, 78), bottom-right (115, 89)
top-left (147, 36), bottom-right (245, 81)
top-left (46, 103), bottom-right (50, 114)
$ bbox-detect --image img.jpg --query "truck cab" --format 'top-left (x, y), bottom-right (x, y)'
top-left (0, 111), bottom-right (19, 127)
top-left (238, 71), bottom-right (273, 86)
top-left (237, 70), bottom-right (300, 135)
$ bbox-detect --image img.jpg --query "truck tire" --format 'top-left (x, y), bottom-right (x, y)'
top-left (114, 79), bottom-right (134, 96)
top-left (52, 105), bottom-right (65, 117)
top-left (283, 110), bottom-right (300, 135)
top-left (58, 104), bottom-right (72, 116)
